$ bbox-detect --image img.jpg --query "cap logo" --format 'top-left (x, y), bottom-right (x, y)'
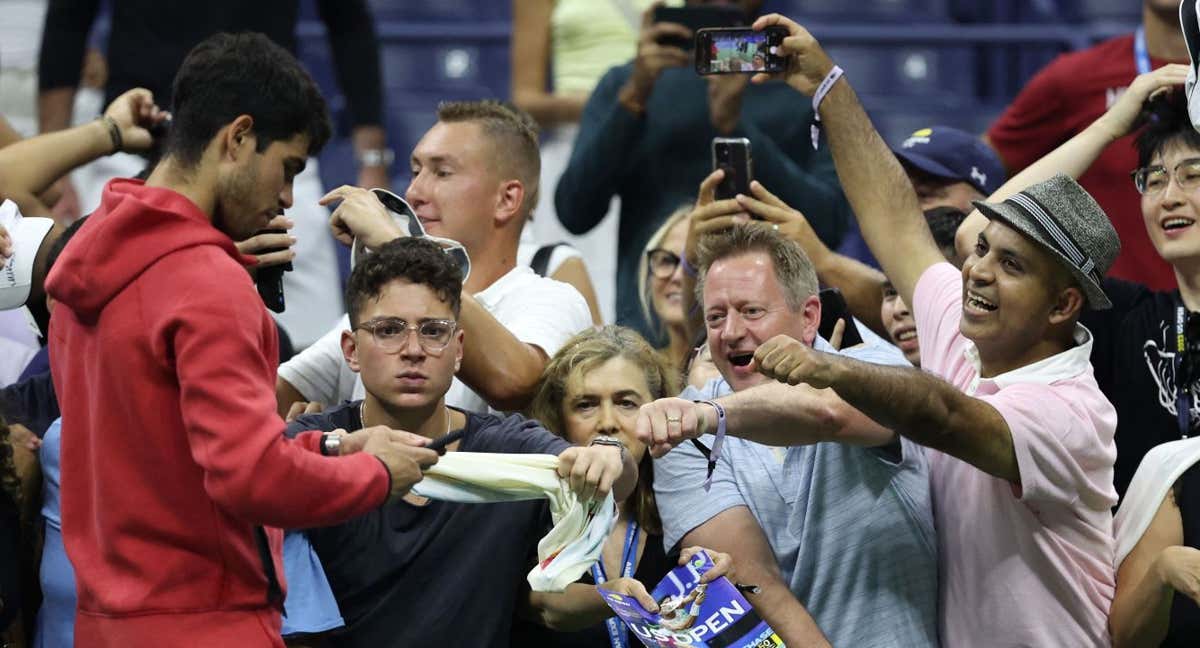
top-left (970, 166), bottom-right (987, 188)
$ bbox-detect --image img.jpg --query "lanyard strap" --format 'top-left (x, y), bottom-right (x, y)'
top-left (1177, 304), bottom-right (1192, 439)
top-left (1135, 26), bottom-right (1152, 75)
top-left (593, 521), bottom-right (640, 648)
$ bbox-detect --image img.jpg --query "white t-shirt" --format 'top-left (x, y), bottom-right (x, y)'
top-left (277, 265), bottom-right (592, 414)
top-left (516, 234), bottom-right (582, 277)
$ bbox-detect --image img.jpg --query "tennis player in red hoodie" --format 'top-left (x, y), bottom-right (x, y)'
top-left (43, 33), bottom-right (437, 647)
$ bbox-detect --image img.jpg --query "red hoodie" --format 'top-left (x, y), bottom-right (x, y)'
top-left (46, 179), bottom-right (389, 647)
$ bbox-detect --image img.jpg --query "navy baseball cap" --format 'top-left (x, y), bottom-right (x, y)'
top-left (893, 126), bottom-right (1005, 196)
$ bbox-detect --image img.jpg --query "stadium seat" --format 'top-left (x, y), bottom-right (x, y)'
top-left (366, 0), bottom-right (509, 22)
top-left (381, 42), bottom-right (509, 99)
top-left (823, 44), bottom-right (975, 98)
top-left (776, 0), bottom-right (949, 21)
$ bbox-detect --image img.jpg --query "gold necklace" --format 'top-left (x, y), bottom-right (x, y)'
top-left (360, 398), bottom-right (451, 439)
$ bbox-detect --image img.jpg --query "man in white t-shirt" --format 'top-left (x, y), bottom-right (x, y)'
top-left (277, 100), bottom-right (592, 415)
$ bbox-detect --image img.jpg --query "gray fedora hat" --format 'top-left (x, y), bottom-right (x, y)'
top-left (971, 174), bottom-right (1119, 310)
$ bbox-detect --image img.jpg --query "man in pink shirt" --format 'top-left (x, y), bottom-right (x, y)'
top-left (642, 13), bottom-right (1122, 647)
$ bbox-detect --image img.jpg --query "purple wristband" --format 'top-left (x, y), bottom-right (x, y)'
top-left (697, 400), bottom-right (727, 492)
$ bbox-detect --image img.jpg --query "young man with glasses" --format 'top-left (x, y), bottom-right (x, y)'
top-left (277, 100), bottom-right (592, 417)
top-left (279, 237), bottom-right (636, 646)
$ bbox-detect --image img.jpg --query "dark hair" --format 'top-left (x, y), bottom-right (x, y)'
top-left (923, 206), bottom-right (967, 253)
top-left (345, 238), bottom-right (463, 328)
top-left (1136, 89), bottom-right (1200, 168)
top-left (0, 410), bottom-right (19, 511)
top-left (436, 100), bottom-right (541, 216)
top-left (45, 216), bottom-right (88, 273)
top-left (166, 32), bottom-right (332, 167)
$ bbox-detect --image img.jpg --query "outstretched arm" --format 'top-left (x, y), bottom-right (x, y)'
top-left (753, 335), bottom-right (1017, 482)
top-left (0, 88), bottom-right (167, 216)
top-left (749, 14), bottom-right (942, 308)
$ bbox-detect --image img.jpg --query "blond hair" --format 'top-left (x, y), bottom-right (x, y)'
top-left (436, 99), bottom-right (541, 217)
top-left (696, 223), bottom-right (819, 310)
top-left (638, 204), bottom-right (694, 333)
top-left (530, 326), bottom-right (680, 535)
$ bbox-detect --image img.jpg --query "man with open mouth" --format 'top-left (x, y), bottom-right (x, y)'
top-left (640, 220), bottom-right (937, 646)
top-left (639, 12), bottom-right (1128, 648)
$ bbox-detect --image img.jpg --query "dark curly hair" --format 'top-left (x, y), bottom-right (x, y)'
top-left (1136, 88), bottom-right (1200, 169)
top-left (166, 32), bottom-right (332, 167)
top-left (345, 237), bottom-right (463, 328)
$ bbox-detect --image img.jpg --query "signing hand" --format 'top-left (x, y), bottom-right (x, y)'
top-left (103, 87), bottom-right (169, 152)
top-left (748, 14), bottom-right (835, 96)
top-left (236, 214), bottom-right (296, 272)
top-left (752, 334), bottom-right (837, 388)
top-left (1093, 64), bottom-right (1191, 142)
top-left (0, 224), bottom-right (11, 260)
top-left (360, 427), bottom-right (439, 502)
top-left (320, 184), bottom-right (404, 249)
top-left (557, 444), bottom-right (624, 502)
top-left (635, 397), bottom-right (714, 458)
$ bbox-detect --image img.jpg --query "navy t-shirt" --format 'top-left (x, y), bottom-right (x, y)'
top-left (285, 402), bottom-right (571, 648)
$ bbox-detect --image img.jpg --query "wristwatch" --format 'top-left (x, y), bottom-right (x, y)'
top-left (588, 436), bottom-right (627, 460)
top-left (356, 148), bottom-right (395, 168)
top-left (319, 432), bottom-right (342, 457)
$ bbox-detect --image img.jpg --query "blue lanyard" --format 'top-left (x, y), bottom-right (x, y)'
top-left (1135, 26), bottom-right (1152, 75)
top-left (592, 520), bottom-right (640, 648)
top-left (1177, 305), bottom-right (1193, 439)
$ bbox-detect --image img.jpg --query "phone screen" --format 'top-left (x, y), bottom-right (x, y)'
top-left (696, 28), bottom-right (786, 75)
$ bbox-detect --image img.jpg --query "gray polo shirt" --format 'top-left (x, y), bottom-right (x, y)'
top-left (654, 336), bottom-right (939, 647)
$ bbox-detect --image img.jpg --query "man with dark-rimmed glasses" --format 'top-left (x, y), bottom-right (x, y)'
top-left (276, 236), bottom-right (637, 646)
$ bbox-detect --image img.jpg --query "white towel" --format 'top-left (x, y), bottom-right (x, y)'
top-left (1113, 437), bottom-right (1200, 566)
top-left (411, 452), bottom-right (616, 592)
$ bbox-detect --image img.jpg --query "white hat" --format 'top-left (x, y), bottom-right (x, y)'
top-left (1181, 1), bottom-right (1200, 131)
top-left (0, 200), bottom-right (55, 310)
top-left (351, 189), bottom-right (471, 282)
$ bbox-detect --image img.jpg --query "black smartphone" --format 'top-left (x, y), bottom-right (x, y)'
top-left (653, 5), bottom-right (745, 50)
top-left (695, 26), bottom-right (788, 75)
top-left (818, 288), bottom-right (864, 348)
top-left (712, 137), bottom-right (753, 203)
top-left (254, 228), bottom-right (293, 313)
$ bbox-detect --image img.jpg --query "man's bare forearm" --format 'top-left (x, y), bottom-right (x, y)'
top-left (820, 353), bottom-right (1018, 481)
top-left (38, 87), bottom-right (76, 134)
top-left (818, 81), bottom-right (942, 306)
top-left (0, 119), bottom-right (111, 203)
top-left (715, 381), bottom-right (893, 448)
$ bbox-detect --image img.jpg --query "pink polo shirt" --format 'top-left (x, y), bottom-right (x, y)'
top-left (913, 262), bottom-right (1117, 647)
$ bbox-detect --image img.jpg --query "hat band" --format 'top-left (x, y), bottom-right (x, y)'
top-left (1006, 192), bottom-right (1099, 282)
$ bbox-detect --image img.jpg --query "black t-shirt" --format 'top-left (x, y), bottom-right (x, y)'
top-left (1164, 462), bottom-right (1200, 647)
top-left (285, 402), bottom-right (571, 648)
top-left (1083, 279), bottom-right (1198, 498)
top-left (509, 530), bottom-right (676, 648)
top-left (0, 370), bottom-right (58, 439)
